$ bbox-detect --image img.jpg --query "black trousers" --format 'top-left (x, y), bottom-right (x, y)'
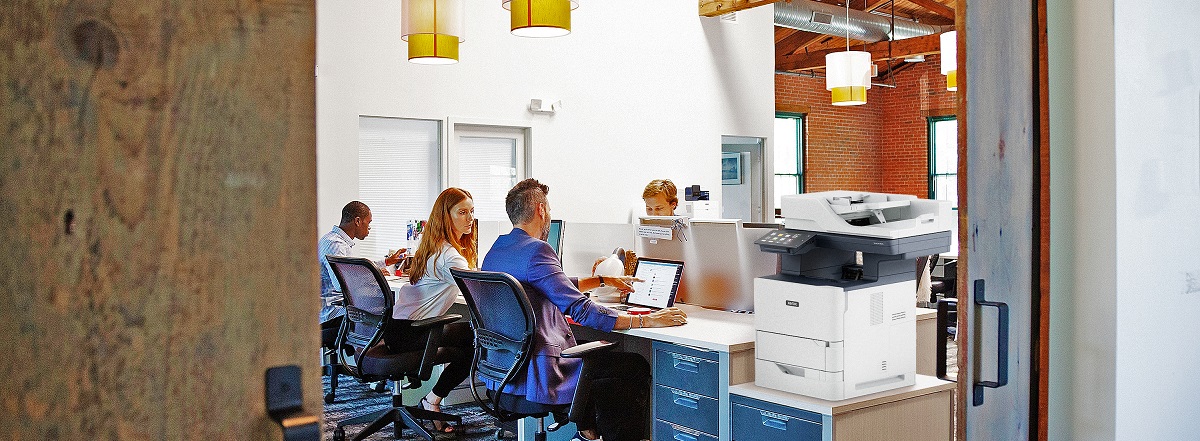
top-left (384, 321), bottom-right (474, 398)
top-left (572, 351), bottom-right (651, 441)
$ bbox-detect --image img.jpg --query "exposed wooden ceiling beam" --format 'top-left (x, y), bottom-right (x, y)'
top-left (699, 0), bottom-right (779, 17)
top-left (774, 26), bottom-right (798, 43)
top-left (906, 0), bottom-right (956, 21)
top-left (776, 33), bottom-right (942, 71)
top-left (776, 30), bottom-right (823, 59)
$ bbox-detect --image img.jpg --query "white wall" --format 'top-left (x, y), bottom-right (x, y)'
top-left (316, 1), bottom-right (774, 229)
top-left (1050, 0), bottom-right (1200, 439)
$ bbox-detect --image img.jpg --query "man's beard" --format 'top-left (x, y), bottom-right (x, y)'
top-left (539, 223), bottom-right (551, 241)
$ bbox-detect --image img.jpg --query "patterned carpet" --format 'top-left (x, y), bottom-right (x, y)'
top-left (322, 375), bottom-right (505, 441)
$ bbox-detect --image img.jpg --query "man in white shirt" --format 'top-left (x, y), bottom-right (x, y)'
top-left (317, 201), bottom-right (405, 322)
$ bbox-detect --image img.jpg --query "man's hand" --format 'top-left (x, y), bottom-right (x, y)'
top-left (607, 276), bottom-right (643, 294)
top-left (384, 248), bottom-right (408, 266)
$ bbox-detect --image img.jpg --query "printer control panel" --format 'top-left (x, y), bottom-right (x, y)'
top-left (755, 230), bottom-right (816, 254)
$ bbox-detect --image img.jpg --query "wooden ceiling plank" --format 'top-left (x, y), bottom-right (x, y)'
top-left (700, 0), bottom-right (780, 17)
top-left (906, 0), bottom-right (956, 21)
top-left (775, 26), bottom-right (799, 43)
top-left (776, 30), bottom-right (823, 58)
top-left (776, 33), bottom-right (942, 71)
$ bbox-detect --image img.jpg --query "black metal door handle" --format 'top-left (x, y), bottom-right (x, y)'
top-left (971, 279), bottom-right (1009, 406)
top-left (266, 365), bottom-right (320, 441)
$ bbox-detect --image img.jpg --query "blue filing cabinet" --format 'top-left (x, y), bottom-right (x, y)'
top-left (730, 394), bottom-right (823, 441)
top-left (652, 341), bottom-right (723, 440)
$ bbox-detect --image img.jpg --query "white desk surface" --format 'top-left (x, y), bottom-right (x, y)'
top-left (729, 374), bottom-right (955, 416)
top-left (390, 278), bottom-right (756, 354)
top-left (609, 302), bottom-right (756, 354)
top-left (917, 306), bottom-right (937, 320)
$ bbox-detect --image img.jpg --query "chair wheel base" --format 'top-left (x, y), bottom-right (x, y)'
top-left (332, 427), bottom-right (346, 441)
top-left (372, 380), bottom-right (389, 392)
top-left (324, 391), bottom-right (336, 404)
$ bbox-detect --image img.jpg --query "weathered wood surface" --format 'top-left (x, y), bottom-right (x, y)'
top-left (959, 0), bottom-right (1037, 439)
top-left (1, 0), bottom-right (317, 439)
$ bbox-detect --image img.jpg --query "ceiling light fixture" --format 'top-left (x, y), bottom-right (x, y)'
top-left (503, 0), bottom-right (578, 38)
top-left (940, 31), bottom-right (957, 91)
top-left (826, 0), bottom-right (871, 106)
top-left (402, 0), bottom-right (465, 64)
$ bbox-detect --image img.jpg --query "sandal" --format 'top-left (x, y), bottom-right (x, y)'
top-left (419, 397), bottom-right (458, 434)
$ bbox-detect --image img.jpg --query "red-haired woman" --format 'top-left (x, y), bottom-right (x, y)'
top-left (389, 187), bottom-right (477, 434)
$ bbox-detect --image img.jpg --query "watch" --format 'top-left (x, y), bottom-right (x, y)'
top-left (598, 275), bottom-right (605, 287)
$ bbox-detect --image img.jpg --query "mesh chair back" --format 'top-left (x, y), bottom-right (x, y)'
top-left (449, 268), bottom-right (537, 417)
top-left (326, 256), bottom-right (393, 371)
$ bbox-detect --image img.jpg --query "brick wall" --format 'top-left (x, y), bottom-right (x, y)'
top-left (775, 54), bottom-right (956, 198)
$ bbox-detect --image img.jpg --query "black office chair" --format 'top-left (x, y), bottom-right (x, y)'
top-left (321, 313), bottom-right (345, 403)
top-left (917, 254), bottom-right (957, 304)
top-left (450, 268), bottom-right (614, 441)
top-left (326, 255), bottom-right (463, 441)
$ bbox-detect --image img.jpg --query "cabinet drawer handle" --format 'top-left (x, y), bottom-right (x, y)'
top-left (673, 432), bottom-right (698, 441)
top-left (672, 359), bottom-right (700, 373)
top-left (672, 396), bottom-right (700, 409)
top-left (761, 415), bottom-right (788, 431)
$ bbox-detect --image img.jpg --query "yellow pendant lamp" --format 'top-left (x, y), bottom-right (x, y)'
top-left (826, 51), bottom-right (871, 106)
top-left (940, 31), bottom-right (958, 91)
top-left (826, 0), bottom-right (870, 105)
top-left (402, 0), bottom-right (465, 64)
top-left (503, 0), bottom-right (579, 38)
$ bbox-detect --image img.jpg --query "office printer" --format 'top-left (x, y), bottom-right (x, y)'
top-left (753, 191), bottom-right (952, 400)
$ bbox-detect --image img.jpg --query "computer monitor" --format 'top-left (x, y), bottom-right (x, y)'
top-left (547, 219), bottom-right (564, 258)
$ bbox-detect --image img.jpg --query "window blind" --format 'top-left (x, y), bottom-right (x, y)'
top-left (357, 117), bottom-right (441, 259)
top-left (457, 136), bottom-right (517, 222)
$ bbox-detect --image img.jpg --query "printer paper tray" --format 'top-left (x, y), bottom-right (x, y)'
top-left (756, 331), bottom-right (843, 372)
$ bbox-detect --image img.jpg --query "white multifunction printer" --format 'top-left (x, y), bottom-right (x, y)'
top-left (753, 191), bottom-right (952, 401)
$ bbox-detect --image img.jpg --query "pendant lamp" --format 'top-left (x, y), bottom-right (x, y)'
top-left (826, 0), bottom-right (870, 106)
top-left (826, 51), bottom-right (871, 105)
top-left (503, 0), bottom-right (578, 38)
top-left (402, 0), bottom-right (465, 64)
top-left (940, 31), bottom-right (957, 91)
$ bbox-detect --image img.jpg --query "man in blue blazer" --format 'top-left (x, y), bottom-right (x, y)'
top-left (482, 178), bottom-right (688, 441)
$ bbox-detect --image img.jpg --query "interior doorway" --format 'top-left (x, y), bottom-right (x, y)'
top-left (720, 135), bottom-right (767, 222)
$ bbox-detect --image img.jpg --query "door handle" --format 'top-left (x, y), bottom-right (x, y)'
top-left (936, 298), bottom-right (957, 381)
top-left (971, 279), bottom-right (1009, 406)
top-left (266, 365), bottom-right (320, 441)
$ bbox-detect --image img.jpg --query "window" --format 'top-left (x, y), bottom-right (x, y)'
top-left (355, 118), bottom-right (530, 259)
top-left (357, 116), bottom-right (442, 259)
top-left (928, 116), bottom-right (958, 209)
top-left (451, 124), bottom-right (526, 222)
top-left (774, 113), bottom-right (805, 211)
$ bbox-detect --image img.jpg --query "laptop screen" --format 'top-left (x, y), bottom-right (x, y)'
top-left (626, 258), bottom-right (685, 309)
top-left (547, 219), bottom-right (564, 258)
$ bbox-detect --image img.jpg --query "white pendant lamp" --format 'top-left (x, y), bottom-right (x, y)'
top-left (502, 0), bottom-right (579, 38)
top-left (940, 31), bottom-right (957, 91)
top-left (826, 51), bottom-right (872, 106)
top-left (826, 0), bottom-right (870, 106)
top-left (402, 0), bottom-right (466, 64)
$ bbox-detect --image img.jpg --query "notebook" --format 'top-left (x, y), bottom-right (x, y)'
top-left (609, 258), bottom-right (684, 312)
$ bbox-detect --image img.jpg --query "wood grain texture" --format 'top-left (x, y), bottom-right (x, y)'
top-left (699, 0), bottom-right (780, 17)
top-left (832, 389), bottom-right (953, 441)
top-left (960, 0), bottom-right (1036, 438)
top-left (0, 0), bottom-right (317, 439)
top-left (1036, 0), bottom-right (1050, 438)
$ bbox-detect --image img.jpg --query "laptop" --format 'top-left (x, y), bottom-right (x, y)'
top-left (609, 258), bottom-right (685, 312)
top-left (546, 219), bottom-right (564, 260)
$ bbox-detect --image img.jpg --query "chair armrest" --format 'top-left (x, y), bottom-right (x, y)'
top-left (411, 314), bottom-right (462, 330)
top-left (561, 340), bottom-right (615, 358)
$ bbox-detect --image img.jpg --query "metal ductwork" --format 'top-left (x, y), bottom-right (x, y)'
top-left (774, 0), bottom-right (943, 42)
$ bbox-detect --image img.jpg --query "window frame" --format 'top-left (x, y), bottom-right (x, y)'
top-left (774, 112), bottom-right (806, 213)
top-left (927, 115), bottom-right (958, 209)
